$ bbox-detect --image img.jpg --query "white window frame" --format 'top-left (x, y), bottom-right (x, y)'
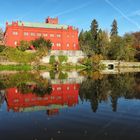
top-left (24, 32), bottom-right (29, 36)
top-left (31, 32), bottom-right (35, 36)
top-left (13, 31), bottom-right (18, 35)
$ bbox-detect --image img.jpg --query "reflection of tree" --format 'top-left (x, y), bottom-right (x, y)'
top-left (0, 90), bottom-right (5, 108)
top-left (0, 72), bottom-right (53, 97)
top-left (0, 81), bottom-right (5, 90)
top-left (79, 73), bottom-right (136, 112)
top-left (79, 76), bottom-right (110, 112)
top-left (108, 73), bottom-right (135, 112)
top-left (17, 82), bottom-right (33, 94)
top-left (17, 82), bottom-right (52, 97)
top-left (33, 84), bottom-right (52, 97)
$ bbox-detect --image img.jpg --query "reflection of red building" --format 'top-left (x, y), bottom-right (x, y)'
top-left (5, 84), bottom-right (79, 115)
top-left (4, 17), bottom-right (79, 50)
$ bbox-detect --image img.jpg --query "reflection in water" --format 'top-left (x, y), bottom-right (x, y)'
top-left (0, 71), bottom-right (139, 114)
top-left (0, 72), bottom-right (139, 114)
top-left (0, 71), bottom-right (140, 139)
top-left (6, 83), bottom-right (79, 115)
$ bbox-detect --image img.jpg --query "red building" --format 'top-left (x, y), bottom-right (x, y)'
top-left (5, 83), bottom-right (79, 115)
top-left (4, 17), bottom-right (79, 50)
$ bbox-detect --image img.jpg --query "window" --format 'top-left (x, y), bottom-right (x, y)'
top-left (24, 32), bottom-right (28, 36)
top-left (13, 31), bottom-right (18, 35)
top-left (67, 35), bottom-right (69, 38)
top-left (31, 32), bottom-right (35, 36)
top-left (43, 33), bottom-right (48, 37)
top-left (57, 34), bottom-right (61, 38)
top-left (37, 33), bottom-right (41, 36)
top-left (66, 43), bottom-right (70, 47)
top-left (72, 35), bottom-right (75, 38)
top-left (14, 41), bottom-right (18, 46)
top-left (56, 43), bottom-right (61, 47)
top-left (73, 43), bottom-right (76, 48)
top-left (50, 34), bottom-right (54, 37)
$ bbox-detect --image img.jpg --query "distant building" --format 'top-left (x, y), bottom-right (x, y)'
top-left (4, 17), bottom-right (79, 50)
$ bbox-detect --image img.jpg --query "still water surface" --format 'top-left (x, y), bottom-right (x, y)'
top-left (0, 71), bottom-right (140, 140)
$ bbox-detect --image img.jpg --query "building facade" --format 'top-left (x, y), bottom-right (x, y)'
top-left (4, 17), bottom-right (79, 50)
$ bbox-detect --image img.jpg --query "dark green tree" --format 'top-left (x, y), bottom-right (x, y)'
top-left (110, 19), bottom-right (118, 37)
top-left (79, 29), bottom-right (84, 47)
top-left (31, 37), bottom-right (52, 51)
top-left (91, 19), bottom-right (99, 41)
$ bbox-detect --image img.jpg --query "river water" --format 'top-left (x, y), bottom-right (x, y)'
top-left (0, 71), bottom-right (140, 140)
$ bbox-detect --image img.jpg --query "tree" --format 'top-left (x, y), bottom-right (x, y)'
top-left (31, 37), bottom-right (52, 51)
top-left (0, 28), bottom-right (3, 41)
top-left (79, 29), bottom-right (84, 47)
top-left (79, 30), bottom-right (94, 56)
top-left (91, 19), bottom-right (99, 52)
top-left (94, 29), bottom-right (110, 57)
top-left (17, 40), bottom-right (30, 51)
top-left (110, 19), bottom-right (118, 37)
top-left (108, 35), bottom-right (122, 60)
top-left (91, 19), bottom-right (99, 41)
top-left (108, 34), bottom-right (136, 61)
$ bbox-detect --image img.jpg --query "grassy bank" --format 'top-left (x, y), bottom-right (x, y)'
top-left (0, 64), bottom-right (32, 71)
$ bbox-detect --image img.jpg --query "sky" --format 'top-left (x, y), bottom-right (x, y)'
top-left (1, 0), bottom-right (140, 35)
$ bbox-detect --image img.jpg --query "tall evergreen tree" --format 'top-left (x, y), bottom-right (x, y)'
top-left (91, 19), bottom-right (99, 41)
top-left (110, 19), bottom-right (118, 37)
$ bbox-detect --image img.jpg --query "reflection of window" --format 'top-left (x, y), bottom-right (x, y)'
top-left (14, 99), bottom-right (19, 103)
top-left (25, 98), bottom-right (30, 102)
top-left (44, 97), bottom-right (48, 100)
top-left (31, 98), bottom-right (36, 101)
top-left (13, 31), bottom-right (18, 35)
top-left (37, 97), bottom-right (42, 100)
top-left (51, 96), bottom-right (55, 99)
top-left (67, 86), bottom-right (70, 90)
top-left (57, 87), bottom-right (61, 91)
top-left (57, 96), bottom-right (61, 99)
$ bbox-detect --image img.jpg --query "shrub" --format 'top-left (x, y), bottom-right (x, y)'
top-left (17, 40), bottom-right (30, 51)
top-left (49, 55), bottom-right (56, 64)
top-left (31, 37), bottom-right (52, 51)
top-left (58, 55), bottom-right (68, 63)
top-left (0, 45), bottom-right (6, 52)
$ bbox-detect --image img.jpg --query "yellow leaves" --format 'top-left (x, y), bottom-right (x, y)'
top-left (92, 54), bottom-right (103, 63)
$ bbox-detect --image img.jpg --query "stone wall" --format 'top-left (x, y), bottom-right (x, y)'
top-left (41, 50), bottom-right (85, 64)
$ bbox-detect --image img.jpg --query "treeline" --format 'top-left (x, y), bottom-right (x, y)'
top-left (79, 19), bottom-right (140, 61)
